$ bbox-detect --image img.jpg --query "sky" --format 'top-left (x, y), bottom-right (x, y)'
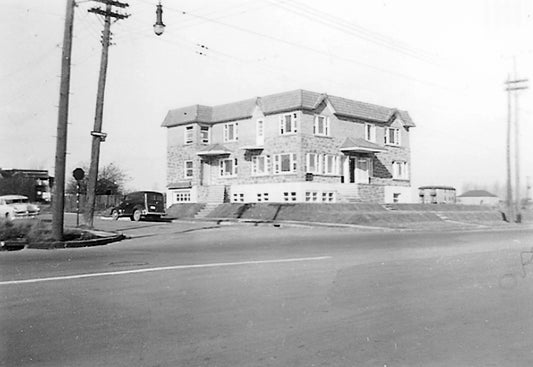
top-left (1, 0), bottom-right (532, 198)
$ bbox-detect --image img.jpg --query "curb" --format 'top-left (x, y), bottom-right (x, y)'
top-left (27, 232), bottom-right (126, 250)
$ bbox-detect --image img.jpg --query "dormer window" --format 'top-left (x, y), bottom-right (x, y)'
top-left (385, 127), bottom-right (401, 146)
top-left (313, 115), bottom-right (330, 136)
top-left (365, 123), bottom-right (376, 142)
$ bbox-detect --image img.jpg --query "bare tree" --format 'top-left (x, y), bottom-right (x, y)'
top-left (67, 162), bottom-right (129, 195)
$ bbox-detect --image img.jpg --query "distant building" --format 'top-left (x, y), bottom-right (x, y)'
top-left (162, 89), bottom-right (416, 205)
top-left (457, 190), bottom-right (499, 206)
top-left (0, 169), bottom-right (53, 202)
top-left (418, 186), bottom-right (456, 204)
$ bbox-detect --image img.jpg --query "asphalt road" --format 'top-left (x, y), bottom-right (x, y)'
top-left (1, 220), bottom-right (533, 367)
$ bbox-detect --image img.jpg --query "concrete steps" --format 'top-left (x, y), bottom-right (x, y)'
top-left (205, 185), bottom-right (225, 203)
top-left (194, 203), bottom-right (220, 218)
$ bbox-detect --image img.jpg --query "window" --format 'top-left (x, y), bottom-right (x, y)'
top-left (305, 191), bottom-right (319, 202)
top-left (220, 158), bottom-right (238, 177)
top-left (392, 161), bottom-right (409, 180)
top-left (200, 126), bottom-right (210, 144)
top-left (306, 153), bottom-right (338, 175)
top-left (313, 115), bottom-right (330, 136)
top-left (184, 125), bottom-right (194, 144)
top-left (306, 153), bottom-right (319, 174)
top-left (324, 154), bottom-right (338, 175)
top-left (224, 122), bottom-right (238, 142)
top-left (184, 160), bottom-right (193, 178)
top-left (175, 190), bottom-right (191, 202)
top-left (322, 191), bottom-right (335, 202)
top-left (385, 127), bottom-right (401, 145)
top-left (393, 193), bottom-right (401, 203)
top-left (283, 192), bottom-right (297, 202)
top-left (251, 155), bottom-right (270, 176)
top-left (257, 193), bottom-right (269, 202)
top-left (232, 193), bottom-right (244, 202)
top-left (274, 153), bottom-right (297, 174)
top-left (365, 123), bottom-right (376, 142)
top-left (279, 113), bottom-right (298, 135)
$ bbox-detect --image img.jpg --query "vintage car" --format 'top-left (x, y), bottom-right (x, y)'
top-left (111, 191), bottom-right (166, 221)
top-left (0, 195), bottom-right (40, 220)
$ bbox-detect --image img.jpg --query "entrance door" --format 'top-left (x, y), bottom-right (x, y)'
top-left (349, 157), bottom-right (356, 183)
top-left (200, 160), bottom-right (210, 186)
top-left (256, 119), bottom-right (264, 146)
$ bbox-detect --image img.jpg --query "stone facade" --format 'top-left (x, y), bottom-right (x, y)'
top-left (162, 90), bottom-right (415, 205)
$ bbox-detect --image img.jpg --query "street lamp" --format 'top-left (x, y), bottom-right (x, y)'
top-left (153, 1), bottom-right (165, 36)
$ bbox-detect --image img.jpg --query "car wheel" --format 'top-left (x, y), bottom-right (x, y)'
top-left (131, 209), bottom-right (142, 222)
top-left (111, 210), bottom-right (119, 221)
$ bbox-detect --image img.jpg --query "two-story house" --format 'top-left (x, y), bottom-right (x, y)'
top-left (161, 89), bottom-right (415, 206)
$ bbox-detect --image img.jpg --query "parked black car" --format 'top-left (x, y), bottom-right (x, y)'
top-left (111, 191), bottom-right (165, 221)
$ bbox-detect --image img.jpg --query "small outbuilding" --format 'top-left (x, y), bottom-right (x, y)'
top-left (418, 186), bottom-right (456, 204)
top-left (457, 190), bottom-right (499, 206)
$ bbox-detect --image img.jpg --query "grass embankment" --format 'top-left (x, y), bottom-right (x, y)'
top-left (0, 219), bottom-right (98, 249)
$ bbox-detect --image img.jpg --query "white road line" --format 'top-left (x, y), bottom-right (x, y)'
top-left (0, 256), bottom-right (332, 286)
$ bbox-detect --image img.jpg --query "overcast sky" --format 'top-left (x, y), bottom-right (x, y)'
top-left (1, 0), bottom-right (532, 197)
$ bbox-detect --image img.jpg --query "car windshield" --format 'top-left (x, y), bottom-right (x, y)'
top-left (5, 198), bottom-right (28, 204)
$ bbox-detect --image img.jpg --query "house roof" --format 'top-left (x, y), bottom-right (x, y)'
top-left (339, 137), bottom-right (386, 153)
top-left (162, 89), bottom-right (416, 127)
top-left (419, 186), bottom-right (456, 190)
top-left (458, 190), bottom-right (497, 198)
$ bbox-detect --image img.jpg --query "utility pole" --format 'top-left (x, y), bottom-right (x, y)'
top-left (505, 75), bottom-right (514, 222)
top-left (84, 0), bottom-right (129, 228)
top-left (504, 74), bottom-right (528, 223)
top-left (52, 0), bottom-right (76, 241)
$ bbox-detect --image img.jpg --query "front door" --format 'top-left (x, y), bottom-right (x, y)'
top-left (349, 157), bottom-right (356, 183)
top-left (200, 160), bottom-right (210, 186)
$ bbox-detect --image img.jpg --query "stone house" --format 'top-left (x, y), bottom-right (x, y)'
top-left (161, 89), bottom-right (415, 205)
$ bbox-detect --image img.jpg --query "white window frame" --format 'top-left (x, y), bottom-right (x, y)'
top-left (219, 158), bottom-right (238, 177)
top-left (392, 161), bottom-right (409, 180)
top-left (274, 153), bottom-right (297, 174)
top-left (257, 192), bottom-right (269, 202)
top-left (175, 190), bottom-right (191, 202)
top-left (279, 113), bottom-right (298, 135)
top-left (323, 154), bottom-right (339, 175)
top-left (283, 192), bottom-right (297, 202)
top-left (306, 153), bottom-right (319, 174)
top-left (313, 115), bottom-right (330, 136)
top-left (184, 125), bottom-right (194, 144)
top-left (305, 191), bottom-right (319, 202)
top-left (232, 193), bottom-right (244, 202)
top-left (223, 122), bottom-right (238, 142)
top-left (184, 160), bottom-right (193, 178)
top-left (200, 126), bottom-right (210, 144)
top-left (251, 155), bottom-right (270, 176)
top-left (385, 127), bottom-right (401, 146)
top-left (365, 123), bottom-right (376, 142)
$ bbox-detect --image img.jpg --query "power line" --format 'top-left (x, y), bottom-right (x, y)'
top-left (266, 0), bottom-right (444, 66)
top-left (156, 5), bottom-right (451, 90)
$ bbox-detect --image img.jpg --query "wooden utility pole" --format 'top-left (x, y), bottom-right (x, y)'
top-left (504, 75), bottom-right (528, 223)
top-left (84, 0), bottom-right (129, 228)
top-left (505, 75), bottom-right (514, 222)
top-left (52, 0), bottom-right (76, 240)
